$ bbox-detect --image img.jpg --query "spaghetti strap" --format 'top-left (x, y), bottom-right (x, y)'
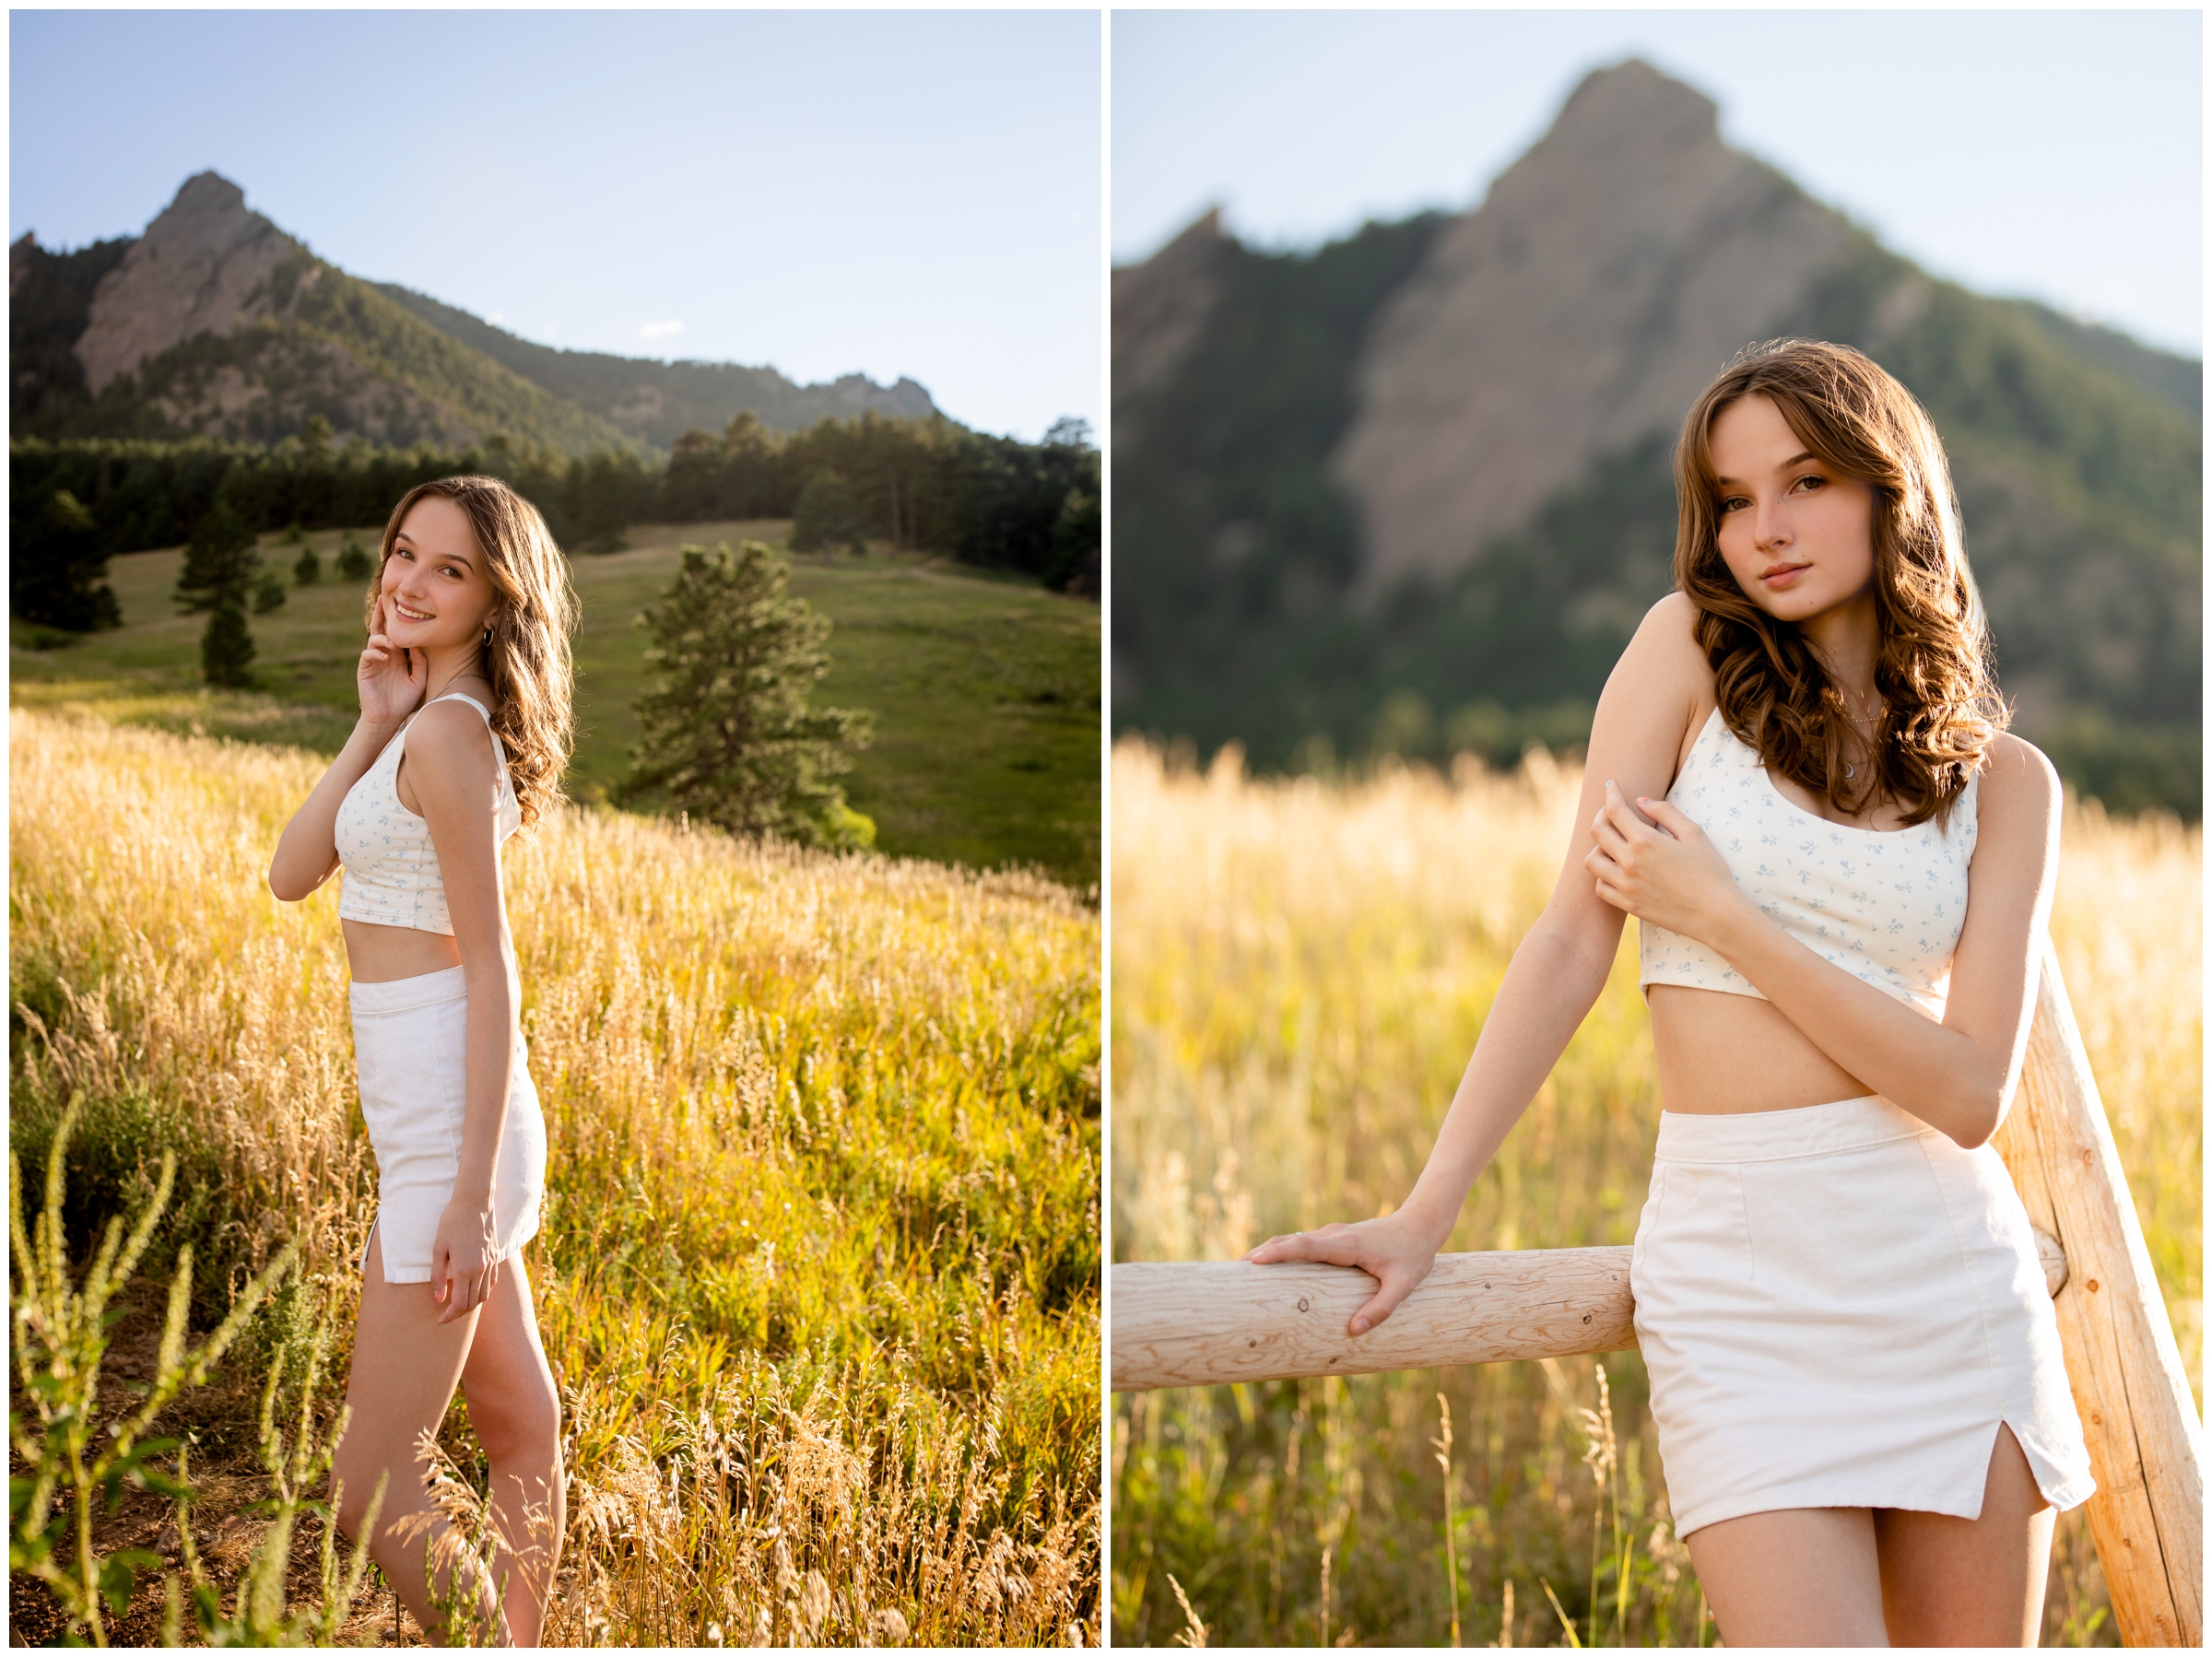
top-left (429, 690), bottom-right (494, 724)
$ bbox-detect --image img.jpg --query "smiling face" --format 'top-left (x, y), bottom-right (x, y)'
top-left (1707, 393), bottom-right (1878, 626)
top-left (377, 494), bottom-right (499, 650)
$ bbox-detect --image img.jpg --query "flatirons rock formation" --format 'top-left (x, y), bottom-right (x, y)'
top-left (75, 171), bottom-right (297, 394)
top-left (1333, 61), bottom-right (1853, 590)
top-left (1111, 207), bottom-right (1230, 454)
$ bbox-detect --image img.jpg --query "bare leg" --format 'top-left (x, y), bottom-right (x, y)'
top-left (1684, 1507), bottom-right (1889, 1646)
top-left (1875, 1425), bottom-right (2054, 1646)
top-left (459, 1255), bottom-right (564, 1645)
top-left (329, 1224), bottom-right (508, 1644)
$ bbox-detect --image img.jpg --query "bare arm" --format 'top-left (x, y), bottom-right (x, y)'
top-left (405, 701), bottom-right (520, 1324)
top-left (1248, 594), bottom-right (1709, 1332)
top-left (1590, 733), bottom-right (2059, 1149)
top-left (268, 597), bottom-right (427, 899)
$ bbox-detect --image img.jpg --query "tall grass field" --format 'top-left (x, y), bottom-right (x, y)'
top-left (10, 519), bottom-right (1101, 888)
top-left (1109, 739), bottom-right (2199, 1648)
top-left (11, 708), bottom-right (1100, 1644)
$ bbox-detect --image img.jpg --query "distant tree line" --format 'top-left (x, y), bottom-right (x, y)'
top-left (9, 410), bottom-right (1100, 632)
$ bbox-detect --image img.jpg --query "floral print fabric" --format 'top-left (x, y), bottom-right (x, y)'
top-left (1638, 708), bottom-right (1978, 1019)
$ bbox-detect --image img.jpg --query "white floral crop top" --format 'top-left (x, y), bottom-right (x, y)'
top-left (334, 692), bottom-right (521, 935)
top-left (1637, 708), bottom-right (1979, 1020)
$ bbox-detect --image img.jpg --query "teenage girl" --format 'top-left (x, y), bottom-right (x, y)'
top-left (1250, 340), bottom-right (2092, 1646)
top-left (269, 476), bottom-right (577, 1644)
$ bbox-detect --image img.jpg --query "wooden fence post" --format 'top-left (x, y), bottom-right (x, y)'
top-left (1990, 939), bottom-right (2203, 1647)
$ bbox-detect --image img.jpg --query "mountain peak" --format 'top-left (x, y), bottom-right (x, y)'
top-left (76, 169), bottom-right (297, 394)
top-left (1550, 58), bottom-right (1719, 156)
top-left (1332, 58), bottom-right (1851, 589)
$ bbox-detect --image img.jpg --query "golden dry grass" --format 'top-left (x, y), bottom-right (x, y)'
top-left (11, 707), bottom-right (1100, 1645)
top-left (1109, 737), bottom-right (2198, 1647)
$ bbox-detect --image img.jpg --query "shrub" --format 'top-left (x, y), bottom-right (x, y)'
top-left (293, 544), bottom-right (322, 586)
top-left (335, 537), bottom-right (373, 582)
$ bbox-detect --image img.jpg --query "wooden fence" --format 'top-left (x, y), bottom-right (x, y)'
top-left (1111, 941), bottom-right (2203, 1646)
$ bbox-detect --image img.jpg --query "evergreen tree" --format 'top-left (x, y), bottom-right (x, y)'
top-left (175, 499), bottom-right (261, 614)
top-left (790, 469), bottom-right (867, 556)
top-left (11, 489), bottom-right (121, 631)
top-left (623, 541), bottom-right (875, 849)
top-left (336, 538), bottom-right (373, 582)
top-left (200, 596), bottom-right (255, 687)
top-left (294, 544), bottom-right (322, 585)
top-left (252, 570), bottom-right (288, 615)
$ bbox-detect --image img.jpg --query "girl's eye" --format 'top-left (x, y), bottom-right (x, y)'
top-left (1718, 496), bottom-right (1747, 513)
top-left (1794, 474), bottom-right (1826, 492)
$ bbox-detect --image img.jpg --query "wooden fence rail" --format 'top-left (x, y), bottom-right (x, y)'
top-left (1110, 942), bottom-right (2202, 1645)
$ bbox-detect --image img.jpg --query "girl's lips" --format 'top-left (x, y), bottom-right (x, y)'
top-left (1760, 563), bottom-right (1811, 586)
top-left (393, 603), bottom-right (435, 622)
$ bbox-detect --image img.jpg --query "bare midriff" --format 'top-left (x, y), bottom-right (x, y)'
top-left (1647, 982), bottom-right (1877, 1114)
top-left (343, 918), bottom-right (464, 984)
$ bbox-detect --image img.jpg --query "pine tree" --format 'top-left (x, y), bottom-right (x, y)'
top-left (623, 542), bottom-right (875, 849)
top-left (11, 489), bottom-right (121, 631)
top-left (252, 570), bottom-right (288, 615)
top-left (175, 499), bottom-right (262, 614)
top-left (790, 469), bottom-right (867, 556)
top-left (293, 544), bottom-right (323, 586)
top-left (336, 538), bottom-right (373, 582)
top-left (200, 596), bottom-right (255, 688)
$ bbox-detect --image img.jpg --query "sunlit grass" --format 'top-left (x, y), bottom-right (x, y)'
top-left (11, 707), bottom-right (1101, 1644)
top-left (1109, 737), bottom-right (2197, 1647)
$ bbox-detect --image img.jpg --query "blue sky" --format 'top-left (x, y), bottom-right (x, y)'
top-left (11, 9), bottom-right (1103, 441)
top-left (1113, 9), bottom-right (2203, 358)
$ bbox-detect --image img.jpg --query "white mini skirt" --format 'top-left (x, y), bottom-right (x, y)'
top-left (349, 966), bottom-right (547, 1287)
top-left (1630, 1094), bottom-right (2094, 1536)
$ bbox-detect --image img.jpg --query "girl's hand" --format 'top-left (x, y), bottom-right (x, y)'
top-left (429, 1197), bottom-right (500, 1325)
top-left (1246, 1212), bottom-right (1443, 1336)
top-left (1584, 780), bottom-right (1747, 941)
top-left (359, 594), bottom-right (427, 727)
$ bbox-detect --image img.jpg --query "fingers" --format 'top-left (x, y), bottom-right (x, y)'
top-left (1246, 1225), bottom-right (1346, 1265)
top-left (1638, 794), bottom-right (1691, 840)
top-left (1349, 1267), bottom-right (1420, 1336)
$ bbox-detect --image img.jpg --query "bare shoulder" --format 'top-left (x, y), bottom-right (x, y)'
top-left (404, 698), bottom-right (499, 785)
top-left (1975, 732), bottom-right (2061, 823)
top-left (1582, 593), bottom-right (1710, 799)
top-left (1596, 592), bottom-right (1708, 725)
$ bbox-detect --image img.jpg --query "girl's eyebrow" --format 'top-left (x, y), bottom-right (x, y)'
top-left (1714, 451), bottom-right (1818, 488)
top-left (393, 530), bottom-right (477, 570)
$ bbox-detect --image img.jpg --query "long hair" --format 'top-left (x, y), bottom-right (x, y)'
top-left (1673, 339), bottom-right (2004, 828)
top-left (367, 476), bottom-right (578, 827)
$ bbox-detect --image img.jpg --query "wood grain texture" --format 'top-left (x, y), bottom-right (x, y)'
top-left (1112, 1246), bottom-right (1638, 1392)
top-left (1991, 940), bottom-right (2203, 1649)
top-left (1112, 1231), bottom-right (2066, 1394)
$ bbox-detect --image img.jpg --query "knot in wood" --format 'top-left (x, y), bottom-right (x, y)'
top-left (1296, 1296), bottom-right (1310, 1312)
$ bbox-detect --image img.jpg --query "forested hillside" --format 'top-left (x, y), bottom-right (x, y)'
top-left (373, 282), bottom-right (938, 449)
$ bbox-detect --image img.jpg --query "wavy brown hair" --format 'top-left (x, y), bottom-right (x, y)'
top-left (1674, 339), bottom-right (2005, 828)
top-left (367, 476), bottom-right (579, 827)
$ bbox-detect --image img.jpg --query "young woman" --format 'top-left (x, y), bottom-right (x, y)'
top-left (1249, 340), bottom-right (2093, 1646)
top-left (269, 476), bottom-right (577, 1644)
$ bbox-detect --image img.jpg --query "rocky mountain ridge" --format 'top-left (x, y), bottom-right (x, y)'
top-left (13, 171), bottom-right (943, 455)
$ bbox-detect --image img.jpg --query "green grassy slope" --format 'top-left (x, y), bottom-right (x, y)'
top-left (10, 523), bottom-right (1100, 888)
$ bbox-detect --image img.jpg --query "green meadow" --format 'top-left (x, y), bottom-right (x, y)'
top-left (9, 522), bottom-right (1101, 890)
